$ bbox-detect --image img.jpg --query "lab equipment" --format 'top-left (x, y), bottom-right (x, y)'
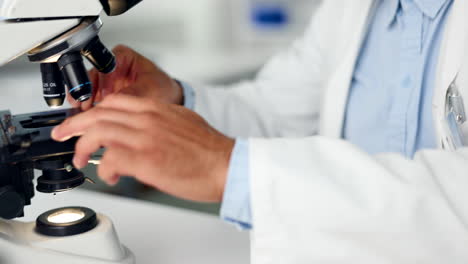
top-left (0, 1), bottom-right (141, 263)
top-left (0, 109), bottom-right (80, 219)
top-left (0, 0), bottom-right (142, 215)
top-left (0, 0), bottom-right (141, 107)
top-left (445, 81), bottom-right (467, 148)
top-left (36, 207), bottom-right (98, 237)
top-left (40, 63), bottom-right (67, 107)
top-left (0, 108), bottom-right (135, 263)
top-left (0, 206), bottom-right (135, 263)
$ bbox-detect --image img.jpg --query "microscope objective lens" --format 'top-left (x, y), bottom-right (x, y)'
top-left (40, 63), bottom-right (66, 107)
top-left (57, 52), bottom-right (93, 103)
top-left (82, 36), bottom-right (116, 74)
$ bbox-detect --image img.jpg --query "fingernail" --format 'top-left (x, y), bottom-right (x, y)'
top-left (51, 127), bottom-right (60, 140)
top-left (108, 175), bottom-right (120, 186)
top-left (52, 127), bottom-right (73, 142)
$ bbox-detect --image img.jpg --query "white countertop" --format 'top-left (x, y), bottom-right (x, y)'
top-left (20, 189), bottom-right (250, 264)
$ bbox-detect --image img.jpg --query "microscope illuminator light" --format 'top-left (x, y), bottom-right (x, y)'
top-left (36, 207), bottom-right (98, 237)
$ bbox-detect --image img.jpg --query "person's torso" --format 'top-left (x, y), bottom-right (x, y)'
top-left (343, 0), bottom-right (453, 158)
top-left (315, 0), bottom-right (468, 151)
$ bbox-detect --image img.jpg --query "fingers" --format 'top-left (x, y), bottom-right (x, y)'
top-left (67, 89), bottom-right (83, 108)
top-left (99, 93), bottom-right (163, 112)
top-left (112, 45), bottom-right (156, 73)
top-left (97, 145), bottom-right (141, 185)
top-left (71, 45), bottom-right (162, 111)
top-left (72, 121), bottom-right (147, 168)
top-left (66, 45), bottom-right (158, 110)
top-left (112, 45), bottom-right (135, 58)
top-left (75, 45), bottom-right (138, 110)
top-left (51, 106), bottom-right (146, 141)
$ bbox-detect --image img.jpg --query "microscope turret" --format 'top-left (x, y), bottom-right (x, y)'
top-left (30, 17), bottom-right (115, 107)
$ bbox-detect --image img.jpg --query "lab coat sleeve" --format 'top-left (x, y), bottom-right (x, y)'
top-left (191, 4), bottom-right (330, 138)
top-left (249, 137), bottom-right (468, 264)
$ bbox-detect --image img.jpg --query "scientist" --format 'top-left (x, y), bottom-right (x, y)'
top-left (52, 0), bottom-right (468, 262)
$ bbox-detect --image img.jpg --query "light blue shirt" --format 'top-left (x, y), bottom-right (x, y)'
top-left (183, 0), bottom-right (453, 230)
top-left (344, 0), bottom-right (452, 157)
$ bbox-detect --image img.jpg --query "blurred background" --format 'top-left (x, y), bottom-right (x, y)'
top-left (0, 0), bottom-right (321, 214)
top-left (98, 0), bottom-right (321, 84)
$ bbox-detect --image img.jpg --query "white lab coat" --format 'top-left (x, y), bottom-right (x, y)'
top-left (193, 0), bottom-right (468, 263)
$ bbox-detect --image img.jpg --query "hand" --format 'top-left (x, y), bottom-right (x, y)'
top-left (54, 94), bottom-right (235, 202)
top-left (73, 45), bottom-right (184, 110)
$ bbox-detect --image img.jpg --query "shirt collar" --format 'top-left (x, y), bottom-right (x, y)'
top-left (383, 0), bottom-right (449, 27)
top-left (382, 0), bottom-right (400, 27)
top-left (414, 0), bottom-right (449, 18)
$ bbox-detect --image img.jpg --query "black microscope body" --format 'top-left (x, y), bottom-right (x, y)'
top-left (0, 109), bottom-right (83, 219)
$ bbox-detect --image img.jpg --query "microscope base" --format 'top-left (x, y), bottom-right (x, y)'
top-left (0, 213), bottom-right (135, 263)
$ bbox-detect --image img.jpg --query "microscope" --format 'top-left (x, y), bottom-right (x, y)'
top-left (0, 1), bottom-right (141, 263)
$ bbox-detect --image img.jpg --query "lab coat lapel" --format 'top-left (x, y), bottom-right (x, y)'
top-left (319, 0), bottom-right (377, 138)
top-left (433, 0), bottom-right (468, 147)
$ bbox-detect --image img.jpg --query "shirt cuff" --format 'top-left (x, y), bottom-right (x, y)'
top-left (177, 80), bottom-right (196, 110)
top-left (220, 138), bottom-right (252, 230)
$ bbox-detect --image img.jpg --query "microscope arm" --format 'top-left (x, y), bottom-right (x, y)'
top-left (0, 19), bottom-right (81, 66)
top-left (0, 0), bottom-right (104, 66)
top-left (0, 0), bottom-right (103, 19)
top-left (0, 0), bottom-right (142, 66)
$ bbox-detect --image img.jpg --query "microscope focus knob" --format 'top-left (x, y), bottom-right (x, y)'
top-left (0, 186), bottom-right (25, 220)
